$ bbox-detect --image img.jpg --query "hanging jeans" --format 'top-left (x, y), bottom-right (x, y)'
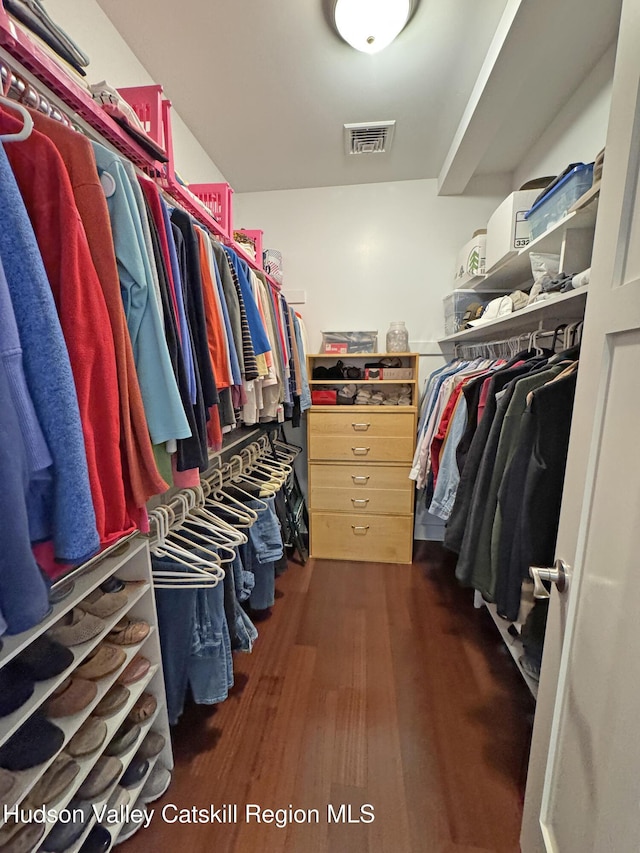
top-left (152, 556), bottom-right (197, 725)
top-left (152, 554), bottom-right (233, 721)
top-left (189, 578), bottom-right (234, 705)
top-left (241, 496), bottom-right (284, 610)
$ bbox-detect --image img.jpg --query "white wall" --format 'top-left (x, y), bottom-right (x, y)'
top-left (235, 179), bottom-right (504, 353)
top-left (513, 44), bottom-right (615, 190)
top-left (47, 0), bottom-right (227, 184)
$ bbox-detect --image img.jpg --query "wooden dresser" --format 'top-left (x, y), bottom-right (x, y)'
top-left (307, 353), bottom-right (418, 564)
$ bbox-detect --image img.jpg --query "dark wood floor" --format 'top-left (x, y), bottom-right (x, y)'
top-left (123, 543), bottom-right (534, 853)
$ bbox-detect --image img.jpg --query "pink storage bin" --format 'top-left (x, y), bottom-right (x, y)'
top-left (190, 183), bottom-right (234, 238)
top-left (234, 229), bottom-right (263, 269)
top-left (117, 85), bottom-right (165, 147)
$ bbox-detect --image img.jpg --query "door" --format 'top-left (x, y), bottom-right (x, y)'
top-left (521, 0), bottom-right (640, 849)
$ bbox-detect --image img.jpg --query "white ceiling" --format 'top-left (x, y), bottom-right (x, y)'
top-left (96, 0), bottom-right (511, 192)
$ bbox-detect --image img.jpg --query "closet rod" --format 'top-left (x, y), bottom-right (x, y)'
top-left (453, 328), bottom-right (562, 359)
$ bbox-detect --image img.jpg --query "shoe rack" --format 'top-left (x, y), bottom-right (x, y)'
top-left (0, 537), bottom-right (173, 851)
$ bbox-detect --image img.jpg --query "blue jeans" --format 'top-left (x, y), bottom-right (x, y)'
top-left (152, 553), bottom-right (234, 720)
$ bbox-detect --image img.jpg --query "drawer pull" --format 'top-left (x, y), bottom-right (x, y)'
top-left (351, 498), bottom-right (369, 507)
top-left (352, 422), bottom-right (371, 431)
top-left (352, 447), bottom-right (370, 456)
top-left (351, 475), bottom-right (370, 484)
top-left (351, 525), bottom-right (370, 535)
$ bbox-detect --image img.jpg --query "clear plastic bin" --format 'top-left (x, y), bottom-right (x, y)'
top-left (321, 331), bottom-right (378, 353)
top-left (525, 164), bottom-right (594, 239)
top-left (443, 291), bottom-right (489, 336)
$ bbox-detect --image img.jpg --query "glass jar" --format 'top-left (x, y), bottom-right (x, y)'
top-left (386, 321), bottom-right (409, 353)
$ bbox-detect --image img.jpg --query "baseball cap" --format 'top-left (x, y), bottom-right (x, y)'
top-left (467, 295), bottom-right (514, 327)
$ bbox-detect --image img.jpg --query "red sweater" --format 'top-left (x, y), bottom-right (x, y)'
top-left (0, 110), bottom-right (135, 547)
top-left (30, 111), bottom-right (168, 518)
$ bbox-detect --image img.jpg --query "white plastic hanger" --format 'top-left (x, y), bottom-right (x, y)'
top-left (225, 456), bottom-right (272, 508)
top-left (166, 494), bottom-right (227, 564)
top-left (0, 95), bottom-right (34, 142)
top-left (149, 505), bottom-right (224, 587)
top-left (205, 467), bottom-right (261, 523)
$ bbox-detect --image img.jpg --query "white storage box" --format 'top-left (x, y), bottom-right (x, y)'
top-left (485, 190), bottom-right (540, 272)
top-left (454, 232), bottom-right (487, 286)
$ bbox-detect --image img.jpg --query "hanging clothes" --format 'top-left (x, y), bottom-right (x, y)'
top-left (0, 356), bottom-right (50, 635)
top-left (0, 142), bottom-right (98, 564)
top-left (91, 141), bottom-right (191, 448)
top-left (0, 110), bottom-right (134, 548)
top-left (30, 110), bottom-right (168, 520)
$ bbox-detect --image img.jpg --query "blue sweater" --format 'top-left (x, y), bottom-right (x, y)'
top-left (0, 143), bottom-right (98, 564)
top-left (0, 355), bottom-right (50, 634)
top-left (92, 142), bottom-right (191, 445)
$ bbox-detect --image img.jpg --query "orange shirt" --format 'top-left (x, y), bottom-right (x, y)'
top-left (196, 229), bottom-right (232, 389)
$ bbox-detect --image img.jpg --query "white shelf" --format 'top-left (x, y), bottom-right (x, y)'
top-left (64, 716), bottom-right (163, 853)
top-left (439, 287), bottom-right (588, 345)
top-left (107, 754), bottom-right (162, 846)
top-left (1, 637), bottom-right (156, 823)
top-left (36, 670), bottom-right (161, 850)
top-left (0, 538), bottom-right (146, 671)
top-left (466, 201), bottom-right (598, 293)
top-left (0, 581), bottom-right (149, 752)
top-left (481, 600), bottom-right (538, 700)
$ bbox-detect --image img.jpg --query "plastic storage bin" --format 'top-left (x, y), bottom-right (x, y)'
top-left (525, 164), bottom-right (594, 239)
top-left (321, 332), bottom-right (378, 354)
top-left (443, 290), bottom-right (489, 336)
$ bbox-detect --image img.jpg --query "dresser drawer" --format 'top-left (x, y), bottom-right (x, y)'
top-left (309, 411), bottom-right (414, 438)
top-left (310, 486), bottom-right (412, 515)
top-left (309, 434), bottom-right (414, 463)
top-left (309, 463), bottom-right (412, 492)
top-left (310, 512), bottom-right (413, 564)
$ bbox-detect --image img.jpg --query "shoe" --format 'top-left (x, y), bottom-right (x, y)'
top-left (47, 608), bottom-right (104, 647)
top-left (100, 577), bottom-right (125, 594)
top-left (127, 693), bottom-right (156, 724)
top-left (136, 731), bottom-right (165, 761)
top-left (139, 764), bottom-right (171, 804)
top-left (15, 636), bottom-right (74, 682)
top-left (104, 722), bottom-right (141, 758)
top-left (0, 768), bottom-right (16, 808)
top-left (67, 717), bottom-right (108, 759)
top-left (44, 799), bottom-right (93, 852)
top-left (78, 589), bottom-right (128, 619)
top-left (117, 656), bottom-right (150, 686)
top-left (0, 664), bottom-right (34, 718)
top-left (79, 825), bottom-right (111, 853)
top-left (115, 805), bottom-right (148, 845)
top-left (77, 756), bottom-right (123, 800)
top-left (0, 822), bottom-right (45, 852)
top-left (93, 685), bottom-right (130, 718)
top-left (120, 757), bottom-right (148, 789)
top-left (48, 577), bottom-right (75, 605)
top-left (46, 677), bottom-right (97, 718)
top-left (75, 645), bottom-right (126, 681)
top-left (106, 786), bottom-right (130, 811)
top-left (0, 715), bottom-right (64, 772)
top-left (23, 753), bottom-right (79, 808)
top-left (107, 619), bottom-right (149, 646)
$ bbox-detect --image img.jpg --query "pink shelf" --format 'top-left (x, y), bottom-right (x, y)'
top-left (0, 3), bottom-right (282, 294)
top-left (0, 3), bottom-right (164, 172)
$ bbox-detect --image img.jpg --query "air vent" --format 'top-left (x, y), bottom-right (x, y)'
top-left (344, 120), bottom-right (396, 155)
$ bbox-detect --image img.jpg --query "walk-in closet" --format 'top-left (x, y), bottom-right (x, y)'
top-left (0, 0), bottom-right (637, 850)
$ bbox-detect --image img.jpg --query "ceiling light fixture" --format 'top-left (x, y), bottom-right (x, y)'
top-left (334, 0), bottom-right (412, 54)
